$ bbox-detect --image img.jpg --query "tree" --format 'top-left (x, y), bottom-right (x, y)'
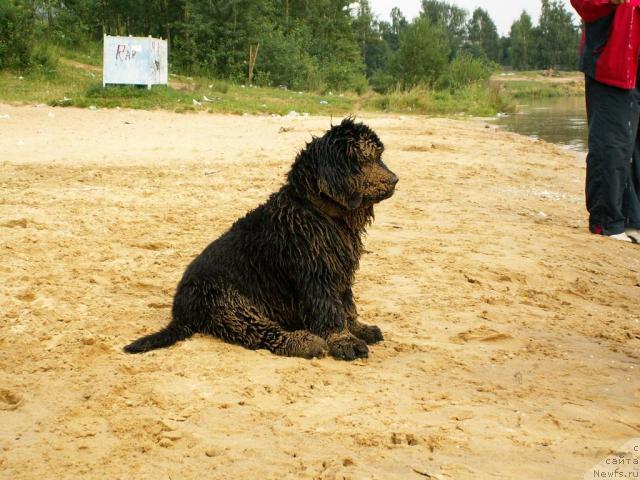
top-left (0, 0), bottom-right (36, 69)
top-left (396, 16), bottom-right (450, 87)
top-left (170, 0), bottom-right (275, 78)
top-left (378, 6), bottom-right (407, 52)
top-left (420, 0), bottom-right (467, 58)
top-left (256, 27), bottom-right (321, 89)
top-left (535, 0), bottom-right (580, 69)
top-left (500, 35), bottom-right (511, 66)
top-left (371, 6), bottom-right (405, 92)
top-left (351, 0), bottom-right (373, 63)
top-left (465, 8), bottom-right (501, 63)
top-left (351, 0), bottom-right (390, 77)
top-left (509, 11), bottom-right (534, 70)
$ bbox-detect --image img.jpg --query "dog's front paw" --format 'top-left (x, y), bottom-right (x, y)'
top-left (285, 331), bottom-right (329, 359)
top-left (328, 333), bottom-right (369, 361)
top-left (350, 322), bottom-right (384, 344)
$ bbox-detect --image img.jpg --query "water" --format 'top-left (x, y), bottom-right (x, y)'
top-left (494, 96), bottom-right (588, 152)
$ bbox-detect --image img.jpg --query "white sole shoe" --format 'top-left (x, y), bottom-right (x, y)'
top-left (625, 228), bottom-right (640, 243)
top-left (610, 232), bottom-right (636, 243)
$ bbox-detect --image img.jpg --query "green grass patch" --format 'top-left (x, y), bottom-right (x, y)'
top-left (50, 42), bottom-right (103, 67)
top-left (77, 81), bottom-right (354, 115)
top-left (493, 71), bottom-right (584, 99)
top-left (362, 81), bottom-right (515, 116)
top-left (0, 46), bottom-right (514, 117)
top-left (501, 79), bottom-right (584, 99)
top-left (0, 63), bottom-right (95, 104)
top-left (0, 65), bottom-right (354, 115)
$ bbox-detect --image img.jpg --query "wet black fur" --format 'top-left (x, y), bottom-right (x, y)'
top-left (124, 118), bottom-right (398, 360)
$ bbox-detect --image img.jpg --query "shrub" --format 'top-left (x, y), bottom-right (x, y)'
top-left (31, 44), bottom-right (58, 74)
top-left (438, 53), bottom-right (496, 91)
top-left (0, 0), bottom-right (35, 69)
top-left (369, 70), bottom-right (395, 94)
top-left (487, 81), bottom-right (515, 113)
top-left (370, 85), bottom-right (433, 113)
top-left (253, 29), bottom-right (323, 91)
top-left (208, 79), bottom-right (230, 94)
top-left (321, 60), bottom-right (367, 93)
top-left (396, 17), bottom-right (450, 88)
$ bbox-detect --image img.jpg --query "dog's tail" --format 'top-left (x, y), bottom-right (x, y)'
top-left (123, 323), bottom-right (192, 354)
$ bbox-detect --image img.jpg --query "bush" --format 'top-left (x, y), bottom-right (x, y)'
top-left (31, 44), bottom-right (58, 74)
top-left (369, 70), bottom-right (395, 94)
top-left (260, 30), bottom-right (326, 91)
top-left (438, 53), bottom-right (496, 91)
top-left (0, 0), bottom-right (35, 69)
top-left (255, 29), bottom-right (322, 91)
top-left (369, 85), bottom-right (433, 113)
top-left (321, 60), bottom-right (367, 93)
top-left (363, 80), bottom-right (515, 116)
top-left (352, 75), bottom-right (369, 95)
top-left (208, 79), bottom-right (230, 94)
top-left (396, 17), bottom-right (450, 88)
top-left (487, 81), bottom-right (515, 113)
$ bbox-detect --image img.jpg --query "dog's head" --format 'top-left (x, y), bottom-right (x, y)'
top-left (289, 118), bottom-right (398, 218)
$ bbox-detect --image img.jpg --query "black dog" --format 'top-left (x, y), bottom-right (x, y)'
top-left (124, 118), bottom-right (398, 360)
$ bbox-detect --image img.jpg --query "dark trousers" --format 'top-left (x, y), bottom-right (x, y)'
top-left (585, 75), bottom-right (640, 235)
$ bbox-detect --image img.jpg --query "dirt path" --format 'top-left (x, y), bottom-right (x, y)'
top-left (0, 104), bottom-right (638, 479)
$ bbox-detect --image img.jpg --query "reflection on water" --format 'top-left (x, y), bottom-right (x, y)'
top-left (494, 96), bottom-right (588, 152)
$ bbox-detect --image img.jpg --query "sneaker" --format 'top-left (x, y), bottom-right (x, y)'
top-left (610, 232), bottom-right (635, 243)
top-left (625, 228), bottom-right (640, 243)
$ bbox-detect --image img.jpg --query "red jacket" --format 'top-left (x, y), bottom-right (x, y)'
top-left (571, 0), bottom-right (640, 89)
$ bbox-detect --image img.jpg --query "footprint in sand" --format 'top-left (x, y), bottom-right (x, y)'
top-left (16, 291), bottom-right (36, 302)
top-left (451, 326), bottom-right (514, 344)
top-left (133, 242), bottom-right (171, 251)
top-left (0, 389), bottom-right (24, 411)
top-left (1, 218), bottom-right (28, 228)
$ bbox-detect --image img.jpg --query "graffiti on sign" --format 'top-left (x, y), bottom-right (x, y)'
top-left (115, 44), bottom-right (142, 61)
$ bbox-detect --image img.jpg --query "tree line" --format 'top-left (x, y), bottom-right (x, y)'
top-left (0, 0), bottom-right (581, 92)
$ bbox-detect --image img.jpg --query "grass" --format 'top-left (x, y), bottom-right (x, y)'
top-left (50, 42), bottom-right (103, 67)
top-left (0, 64), bottom-right (354, 115)
top-left (0, 43), bottom-right (518, 117)
top-left (0, 64), bottom-right (95, 104)
top-left (0, 64), bottom-right (513, 116)
top-left (501, 80), bottom-right (584, 99)
top-left (493, 70), bottom-right (584, 99)
top-left (82, 81), bottom-right (354, 115)
top-left (362, 82), bottom-right (516, 116)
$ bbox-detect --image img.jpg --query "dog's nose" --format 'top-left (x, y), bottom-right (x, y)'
top-left (389, 173), bottom-right (399, 186)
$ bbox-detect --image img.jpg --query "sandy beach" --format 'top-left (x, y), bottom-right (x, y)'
top-left (0, 104), bottom-right (638, 479)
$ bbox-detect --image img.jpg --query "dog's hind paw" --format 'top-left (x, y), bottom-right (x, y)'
top-left (328, 333), bottom-right (369, 361)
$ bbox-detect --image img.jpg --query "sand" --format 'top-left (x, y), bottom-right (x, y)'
top-left (0, 104), bottom-right (638, 480)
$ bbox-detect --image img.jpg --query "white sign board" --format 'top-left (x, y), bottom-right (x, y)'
top-left (103, 35), bottom-right (168, 88)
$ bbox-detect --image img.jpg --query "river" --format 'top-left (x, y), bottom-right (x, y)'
top-left (494, 96), bottom-right (588, 153)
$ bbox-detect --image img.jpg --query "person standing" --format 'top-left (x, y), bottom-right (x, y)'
top-left (571, 0), bottom-right (640, 243)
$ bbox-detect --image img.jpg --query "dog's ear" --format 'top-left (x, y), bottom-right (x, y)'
top-left (318, 178), bottom-right (362, 211)
top-left (300, 117), bottom-right (364, 212)
top-left (316, 159), bottom-right (363, 211)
